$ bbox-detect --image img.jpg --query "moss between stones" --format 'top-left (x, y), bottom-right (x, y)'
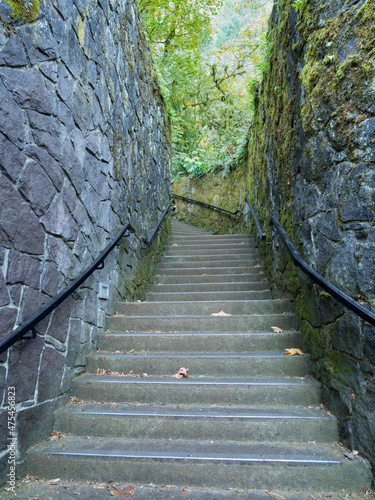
top-left (5, 0), bottom-right (39, 23)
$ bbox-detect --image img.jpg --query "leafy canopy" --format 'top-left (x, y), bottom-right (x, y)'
top-left (139, 0), bottom-right (271, 179)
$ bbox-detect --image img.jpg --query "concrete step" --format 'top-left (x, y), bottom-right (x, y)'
top-left (146, 290), bottom-right (273, 301)
top-left (162, 251), bottom-right (258, 260)
top-left (27, 437), bottom-right (372, 490)
top-left (87, 351), bottom-right (310, 377)
top-left (54, 403), bottom-right (338, 443)
top-left (166, 241), bottom-right (255, 251)
top-left (107, 313), bottom-right (297, 334)
top-left (98, 332), bottom-right (303, 353)
top-left (71, 375), bottom-right (321, 406)
top-left (155, 267), bottom-right (267, 276)
top-left (149, 282), bottom-right (271, 293)
top-left (158, 260), bottom-right (261, 269)
top-left (153, 273), bottom-right (269, 284)
top-left (116, 299), bottom-right (293, 317)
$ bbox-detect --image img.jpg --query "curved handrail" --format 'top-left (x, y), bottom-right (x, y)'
top-left (143, 200), bottom-right (174, 246)
top-left (245, 194), bottom-right (267, 241)
top-left (172, 193), bottom-right (239, 216)
top-left (271, 215), bottom-right (375, 326)
top-left (0, 223), bottom-right (135, 355)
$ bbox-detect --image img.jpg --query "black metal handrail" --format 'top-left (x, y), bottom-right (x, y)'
top-left (143, 200), bottom-right (174, 246)
top-left (0, 223), bottom-right (135, 355)
top-left (271, 215), bottom-right (375, 326)
top-left (245, 194), bottom-right (267, 241)
top-left (172, 193), bottom-right (239, 216)
top-left (0, 199), bottom-right (174, 355)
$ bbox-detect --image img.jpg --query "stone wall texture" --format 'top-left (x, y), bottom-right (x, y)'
top-left (0, 0), bottom-right (171, 483)
top-left (247, 0), bottom-right (375, 473)
top-left (172, 165), bottom-right (248, 234)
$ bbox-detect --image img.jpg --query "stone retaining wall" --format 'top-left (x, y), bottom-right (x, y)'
top-left (0, 0), bottom-right (171, 484)
top-left (247, 0), bottom-right (375, 473)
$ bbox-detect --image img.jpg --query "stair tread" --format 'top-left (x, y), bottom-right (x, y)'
top-left (57, 402), bottom-right (334, 420)
top-left (91, 352), bottom-right (307, 358)
top-left (30, 436), bottom-right (348, 465)
top-left (76, 374), bottom-right (319, 386)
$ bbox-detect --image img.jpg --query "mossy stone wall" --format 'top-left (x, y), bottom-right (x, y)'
top-left (0, 0), bottom-right (171, 484)
top-left (247, 0), bottom-right (375, 473)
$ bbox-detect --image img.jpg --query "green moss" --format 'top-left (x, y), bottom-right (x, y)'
top-left (5, 0), bottom-right (39, 23)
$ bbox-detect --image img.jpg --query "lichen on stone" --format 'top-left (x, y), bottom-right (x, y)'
top-left (4, 0), bottom-right (39, 23)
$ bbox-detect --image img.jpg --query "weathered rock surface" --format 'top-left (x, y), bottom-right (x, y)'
top-left (0, 0), bottom-right (170, 485)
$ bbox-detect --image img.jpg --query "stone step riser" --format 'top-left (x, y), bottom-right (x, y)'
top-left (162, 252), bottom-right (258, 261)
top-left (146, 291), bottom-right (273, 301)
top-left (26, 453), bottom-right (372, 491)
top-left (149, 282), bottom-right (271, 293)
top-left (71, 378), bottom-right (321, 406)
top-left (87, 353), bottom-right (309, 377)
top-left (107, 314), bottom-right (297, 333)
top-left (158, 261), bottom-right (261, 270)
top-left (153, 274), bottom-right (268, 284)
top-left (54, 411), bottom-right (338, 443)
top-left (155, 268), bottom-right (267, 276)
top-left (98, 332), bottom-right (303, 353)
top-left (116, 300), bottom-right (292, 317)
top-left (165, 244), bottom-right (256, 252)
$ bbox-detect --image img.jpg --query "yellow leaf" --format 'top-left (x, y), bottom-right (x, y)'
top-left (210, 310), bottom-right (232, 316)
top-left (283, 348), bottom-right (304, 356)
top-left (172, 243), bottom-right (178, 246)
top-left (271, 326), bottom-right (283, 333)
top-left (235, 7), bottom-right (239, 11)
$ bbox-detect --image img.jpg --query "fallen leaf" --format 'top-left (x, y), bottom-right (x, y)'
top-left (48, 478), bottom-right (61, 484)
top-left (210, 310), bottom-right (232, 316)
top-left (110, 484), bottom-right (135, 497)
top-left (174, 367), bottom-right (189, 378)
top-left (47, 431), bottom-right (68, 441)
top-left (266, 492), bottom-right (286, 500)
top-left (283, 348), bottom-right (303, 356)
top-left (172, 244), bottom-right (178, 246)
top-left (271, 326), bottom-right (283, 333)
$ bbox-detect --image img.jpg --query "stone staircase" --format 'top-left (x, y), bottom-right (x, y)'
top-left (27, 220), bottom-right (371, 491)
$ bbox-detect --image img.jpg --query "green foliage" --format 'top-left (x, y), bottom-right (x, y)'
top-left (139, 0), bottom-right (271, 179)
top-left (291, 0), bottom-right (308, 12)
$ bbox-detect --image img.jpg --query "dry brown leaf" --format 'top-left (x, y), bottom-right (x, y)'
top-left (110, 485), bottom-right (135, 497)
top-left (271, 326), bottom-right (283, 333)
top-left (47, 431), bottom-right (68, 441)
top-left (174, 367), bottom-right (189, 378)
top-left (210, 310), bottom-right (232, 316)
top-left (48, 478), bottom-right (61, 484)
top-left (283, 348), bottom-right (303, 356)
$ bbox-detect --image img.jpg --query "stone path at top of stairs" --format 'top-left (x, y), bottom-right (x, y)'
top-left (27, 220), bottom-right (372, 492)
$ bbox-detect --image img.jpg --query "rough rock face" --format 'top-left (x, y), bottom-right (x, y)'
top-left (0, 0), bottom-right (171, 482)
top-left (247, 0), bottom-right (375, 473)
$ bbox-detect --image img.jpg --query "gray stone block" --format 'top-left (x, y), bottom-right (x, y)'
top-left (333, 312), bottom-right (364, 359)
top-left (37, 346), bottom-right (66, 402)
top-left (0, 175), bottom-right (45, 255)
top-left (18, 161), bottom-right (56, 217)
top-left (24, 145), bottom-right (64, 192)
top-left (17, 400), bottom-right (57, 455)
top-left (28, 110), bottom-right (67, 162)
top-left (0, 33), bottom-right (28, 67)
top-left (0, 271), bottom-right (10, 307)
top-left (0, 81), bottom-right (27, 149)
top-left (0, 132), bottom-right (26, 183)
top-left (6, 251), bottom-right (41, 288)
top-left (1, 67), bottom-right (55, 115)
top-left (7, 336), bottom-right (44, 403)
